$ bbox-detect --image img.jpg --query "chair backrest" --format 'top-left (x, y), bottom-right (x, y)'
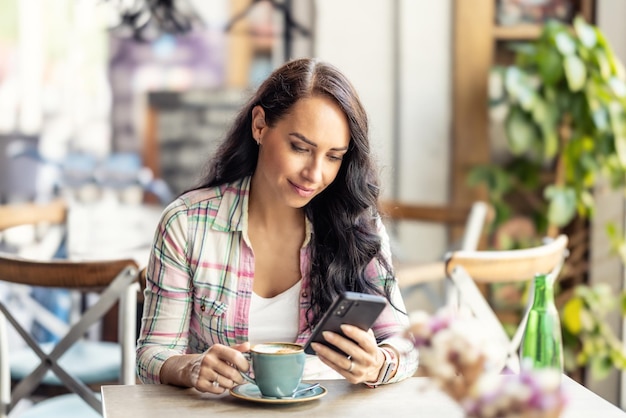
top-left (0, 198), bottom-right (66, 232)
top-left (0, 255), bottom-right (140, 417)
top-left (380, 200), bottom-right (492, 252)
top-left (0, 198), bottom-right (67, 263)
top-left (379, 200), bottom-right (493, 288)
top-left (0, 199), bottom-right (140, 417)
top-left (444, 234), bottom-right (569, 373)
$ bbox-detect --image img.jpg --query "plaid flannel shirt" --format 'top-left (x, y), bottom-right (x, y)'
top-left (136, 176), bottom-right (418, 384)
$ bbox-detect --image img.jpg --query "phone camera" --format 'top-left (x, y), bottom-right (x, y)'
top-left (335, 302), bottom-right (352, 317)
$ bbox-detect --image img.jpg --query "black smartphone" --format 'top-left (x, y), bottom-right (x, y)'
top-left (303, 291), bottom-right (387, 355)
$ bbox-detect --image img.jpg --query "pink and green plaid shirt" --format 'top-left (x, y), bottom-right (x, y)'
top-left (136, 176), bottom-right (418, 384)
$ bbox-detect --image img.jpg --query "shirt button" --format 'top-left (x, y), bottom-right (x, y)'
top-left (301, 291), bottom-right (307, 298)
top-left (200, 305), bottom-right (206, 312)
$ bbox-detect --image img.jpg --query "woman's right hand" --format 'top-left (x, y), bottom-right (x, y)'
top-left (191, 342), bottom-right (251, 393)
top-left (161, 342), bottom-right (250, 393)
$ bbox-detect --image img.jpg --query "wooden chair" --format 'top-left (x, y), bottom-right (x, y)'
top-left (0, 199), bottom-right (140, 417)
top-left (379, 200), bottom-right (493, 289)
top-left (444, 234), bottom-right (569, 374)
top-left (0, 199), bottom-right (66, 232)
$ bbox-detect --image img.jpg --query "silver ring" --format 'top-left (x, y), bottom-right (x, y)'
top-left (212, 379), bottom-right (219, 388)
top-left (347, 359), bottom-right (354, 372)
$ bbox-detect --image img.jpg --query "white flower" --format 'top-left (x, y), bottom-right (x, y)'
top-left (406, 308), bottom-right (567, 418)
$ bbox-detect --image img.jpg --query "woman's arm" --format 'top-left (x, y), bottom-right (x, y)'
top-left (136, 198), bottom-right (250, 392)
top-left (310, 217), bottom-right (418, 384)
top-left (136, 200), bottom-right (195, 384)
top-left (369, 218), bottom-right (419, 383)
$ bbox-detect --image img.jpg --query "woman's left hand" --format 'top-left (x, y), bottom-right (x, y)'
top-left (310, 324), bottom-right (383, 384)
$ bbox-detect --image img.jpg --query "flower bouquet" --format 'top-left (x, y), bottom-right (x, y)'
top-left (406, 308), bottom-right (567, 418)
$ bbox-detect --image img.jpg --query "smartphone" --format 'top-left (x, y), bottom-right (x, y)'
top-left (303, 291), bottom-right (387, 355)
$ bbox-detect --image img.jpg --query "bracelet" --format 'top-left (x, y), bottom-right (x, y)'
top-left (364, 347), bottom-right (397, 388)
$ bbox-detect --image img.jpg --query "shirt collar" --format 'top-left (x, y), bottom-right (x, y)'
top-left (211, 176), bottom-right (250, 233)
top-left (213, 176), bottom-right (313, 248)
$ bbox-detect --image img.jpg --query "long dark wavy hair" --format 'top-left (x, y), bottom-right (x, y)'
top-left (192, 58), bottom-right (397, 329)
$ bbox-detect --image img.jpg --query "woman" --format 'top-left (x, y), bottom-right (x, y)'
top-left (136, 58), bottom-right (418, 393)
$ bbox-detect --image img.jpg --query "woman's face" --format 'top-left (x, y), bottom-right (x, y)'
top-left (251, 95), bottom-right (350, 208)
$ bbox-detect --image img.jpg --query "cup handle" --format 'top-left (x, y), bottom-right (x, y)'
top-left (239, 352), bottom-right (256, 385)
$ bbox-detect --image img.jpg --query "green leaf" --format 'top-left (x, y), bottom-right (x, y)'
top-left (609, 77), bottom-right (626, 98)
top-left (564, 55), bottom-right (587, 92)
top-left (509, 42), bottom-right (536, 57)
top-left (595, 50), bottom-right (612, 81)
top-left (544, 185), bottom-right (577, 227)
top-left (610, 349), bottom-right (626, 369)
top-left (606, 222), bottom-right (626, 263)
top-left (597, 31), bottom-right (626, 79)
top-left (530, 97), bottom-right (552, 125)
top-left (492, 202), bottom-right (513, 228)
top-left (540, 124), bottom-right (559, 160)
top-left (615, 135), bottom-right (626, 168)
top-left (574, 16), bottom-right (597, 48)
top-left (608, 102), bottom-right (626, 167)
top-left (590, 354), bottom-right (614, 381)
top-left (467, 165), bottom-right (512, 198)
top-left (591, 107), bottom-right (610, 131)
top-left (613, 58), bottom-right (626, 80)
top-left (530, 98), bottom-right (560, 158)
top-left (538, 45), bottom-right (564, 86)
top-left (507, 157), bottom-right (542, 188)
top-left (555, 32), bottom-right (576, 55)
top-left (504, 67), bottom-right (537, 110)
top-left (505, 107), bottom-right (537, 155)
top-left (579, 189), bottom-right (595, 211)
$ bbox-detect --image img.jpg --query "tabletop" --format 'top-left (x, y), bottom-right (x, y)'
top-left (101, 376), bottom-right (626, 418)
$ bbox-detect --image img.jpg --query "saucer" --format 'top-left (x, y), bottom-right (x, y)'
top-left (229, 382), bottom-right (327, 404)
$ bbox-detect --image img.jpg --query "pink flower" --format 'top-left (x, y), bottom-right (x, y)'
top-left (405, 308), bottom-right (567, 418)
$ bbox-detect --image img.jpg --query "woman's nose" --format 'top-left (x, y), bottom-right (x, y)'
top-left (302, 157), bottom-right (323, 183)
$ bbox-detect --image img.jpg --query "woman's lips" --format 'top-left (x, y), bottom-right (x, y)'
top-left (289, 181), bottom-right (315, 198)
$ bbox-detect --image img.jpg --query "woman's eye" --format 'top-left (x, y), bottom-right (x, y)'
top-left (291, 143), bottom-right (307, 153)
top-left (328, 155), bottom-right (344, 162)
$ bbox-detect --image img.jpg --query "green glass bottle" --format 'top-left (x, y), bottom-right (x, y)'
top-left (520, 273), bottom-right (564, 371)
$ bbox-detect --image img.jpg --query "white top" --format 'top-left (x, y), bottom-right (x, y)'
top-left (248, 279), bottom-right (343, 380)
top-left (248, 280), bottom-right (302, 345)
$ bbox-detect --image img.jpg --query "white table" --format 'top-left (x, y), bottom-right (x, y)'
top-left (101, 376), bottom-right (626, 418)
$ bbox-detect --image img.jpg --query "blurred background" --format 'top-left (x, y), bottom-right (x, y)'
top-left (2, 0), bottom-right (626, 408)
top-left (0, 0), bottom-right (454, 266)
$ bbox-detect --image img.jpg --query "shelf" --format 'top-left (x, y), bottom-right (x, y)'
top-left (493, 24), bottom-right (543, 40)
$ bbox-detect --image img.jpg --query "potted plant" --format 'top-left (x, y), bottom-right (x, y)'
top-left (469, 16), bottom-right (626, 380)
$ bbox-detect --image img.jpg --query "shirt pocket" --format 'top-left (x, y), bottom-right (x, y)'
top-left (194, 295), bottom-right (228, 342)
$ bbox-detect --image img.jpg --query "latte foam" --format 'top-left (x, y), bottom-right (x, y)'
top-left (253, 343), bottom-right (302, 354)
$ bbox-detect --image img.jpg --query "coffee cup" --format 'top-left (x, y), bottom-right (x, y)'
top-left (239, 342), bottom-right (306, 398)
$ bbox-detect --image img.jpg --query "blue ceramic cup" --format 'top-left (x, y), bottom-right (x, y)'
top-left (240, 342), bottom-right (306, 398)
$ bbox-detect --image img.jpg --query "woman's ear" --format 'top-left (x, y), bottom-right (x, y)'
top-left (251, 106), bottom-right (267, 145)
